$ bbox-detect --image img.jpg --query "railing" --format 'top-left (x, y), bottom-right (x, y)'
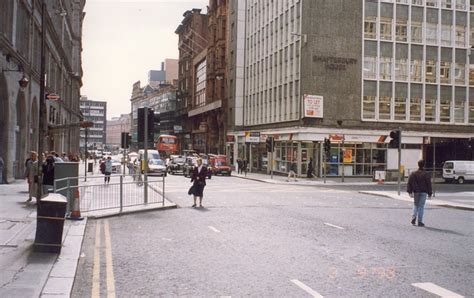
top-left (54, 174), bottom-right (166, 216)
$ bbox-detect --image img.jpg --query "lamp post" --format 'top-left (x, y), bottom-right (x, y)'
top-left (80, 121), bottom-right (94, 181)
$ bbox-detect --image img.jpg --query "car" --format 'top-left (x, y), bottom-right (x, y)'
top-left (209, 155), bottom-right (232, 176)
top-left (168, 155), bottom-right (186, 175)
top-left (111, 159), bottom-right (122, 174)
top-left (183, 156), bottom-right (212, 179)
top-left (147, 159), bottom-right (167, 177)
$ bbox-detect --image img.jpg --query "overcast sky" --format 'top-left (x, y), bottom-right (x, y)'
top-left (81, 0), bottom-right (208, 119)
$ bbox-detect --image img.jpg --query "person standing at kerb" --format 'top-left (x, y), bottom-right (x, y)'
top-left (407, 160), bottom-right (432, 227)
top-left (24, 151), bottom-right (39, 203)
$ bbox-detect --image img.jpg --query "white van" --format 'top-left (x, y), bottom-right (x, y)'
top-left (138, 149), bottom-right (161, 161)
top-left (443, 160), bottom-right (474, 184)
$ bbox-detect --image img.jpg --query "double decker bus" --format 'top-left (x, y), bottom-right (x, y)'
top-left (155, 134), bottom-right (178, 158)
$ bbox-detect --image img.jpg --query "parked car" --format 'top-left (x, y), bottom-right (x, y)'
top-left (147, 159), bottom-right (167, 176)
top-left (209, 154), bottom-right (232, 176)
top-left (443, 160), bottom-right (474, 184)
top-left (183, 156), bottom-right (211, 179)
top-left (168, 155), bottom-right (186, 174)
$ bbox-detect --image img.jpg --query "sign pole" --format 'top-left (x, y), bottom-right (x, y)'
top-left (144, 108), bottom-right (148, 204)
top-left (271, 137), bottom-right (274, 180)
top-left (341, 136), bottom-right (345, 183)
top-left (397, 128), bottom-right (402, 196)
top-left (432, 138), bottom-right (436, 198)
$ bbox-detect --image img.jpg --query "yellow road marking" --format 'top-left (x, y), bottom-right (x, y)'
top-left (104, 220), bottom-right (116, 298)
top-left (91, 222), bottom-right (101, 298)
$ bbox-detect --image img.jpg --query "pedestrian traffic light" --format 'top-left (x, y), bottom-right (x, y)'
top-left (324, 138), bottom-right (331, 156)
top-left (137, 107), bottom-right (154, 144)
top-left (266, 137), bottom-right (274, 152)
top-left (389, 130), bottom-right (401, 148)
top-left (153, 112), bottom-right (161, 138)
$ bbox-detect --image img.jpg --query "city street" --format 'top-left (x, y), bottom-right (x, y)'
top-left (72, 174), bottom-right (473, 297)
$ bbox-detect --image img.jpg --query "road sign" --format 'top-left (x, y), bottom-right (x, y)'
top-left (46, 93), bottom-right (60, 100)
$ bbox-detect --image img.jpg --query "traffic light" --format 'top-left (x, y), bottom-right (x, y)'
top-left (137, 107), bottom-right (154, 144)
top-left (389, 130), bottom-right (401, 148)
top-left (266, 137), bottom-right (274, 152)
top-left (153, 113), bottom-right (161, 138)
top-left (121, 132), bottom-right (130, 148)
top-left (323, 138), bottom-right (331, 156)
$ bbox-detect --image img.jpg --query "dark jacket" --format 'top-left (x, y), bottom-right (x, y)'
top-left (191, 166), bottom-right (208, 186)
top-left (407, 169), bottom-right (432, 196)
top-left (42, 157), bottom-right (55, 186)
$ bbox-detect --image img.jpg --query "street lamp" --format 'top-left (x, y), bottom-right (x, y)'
top-left (80, 121), bottom-right (94, 181)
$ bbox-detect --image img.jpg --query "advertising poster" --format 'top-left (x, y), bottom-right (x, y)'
top-left (303, 94), bottom-right (324, 118)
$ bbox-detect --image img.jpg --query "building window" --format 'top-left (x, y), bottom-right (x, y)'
top-left (394, 97), bottom-right (407, 120)
top-left (470, 27), bottom-right (474, 48)
top-left (379, 96), bottom-right (391, 120)
top-left (425, 60), bottom-right (437, 83)
top-left (380, 18), bottom-right (393, 40)
top-left (454, 99), bottom-right (465, 123)
top-left (411, 60), bottom-right (423, 82)
top-left (396, 0), bottom-right (410, 3)
top-left (455, 26), bottom-right (466, 47)
top-left (455, 63), bottom-right (465, 84)
top-left (440, 98), bottom-right (451, 122)
top-left (470, 65), bottom-right (474, 86)
top-left (440, 62), bottom-right (451, 84)
top-left (195, 59), bottom-right (207, 107)
top-left (410, 97), bottom-right (422, 121)
top-left (425, 98), bottom-right (437, 122)
top-left (411, 22), bottom-right (423, 43)
top-left (380, 57), bottom-right (392, 80)
top-left (455, 0), bottom-right (466, 9)
top-left (364, 56), bottom-right (377, 79)
top-left (441, 25), bottom-right (452, 46)
top-left (426, 23), bottom-right (438, 44)
top-left (412, 0), bottom-right (424, 5)
top-left (364, 17), bottom-right (377, 39)
top-left (396, 22), bottom-right (408, 42)
top-left (441, 0), bottom-right (452, 8)
top-left (469, 100), bottom-right (474, 123)
top-left (426, 0), bottom-right (438, 6)
top-left (363, 96), bottom-right (376, 119)
top-left (395, 59), bottom-right (408, 81)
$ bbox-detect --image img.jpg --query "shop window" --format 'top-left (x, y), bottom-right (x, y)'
top-left (395, 59), bottom-right (408, 81)
top-left (379, 96), bottom-right (391, 120)
top-left (455, 63), bottom-right (466, 84)
top-left (364, 17), bottom-right (377, 39)
top-left (454, 99), bottom-right (465, 123)
top-left (396, 22), bottom-right (408, 42)
top-left (411, 60), bottom-right (423, 82)
top-left (425, 98), bottom-right (437, 121)
top-left (410, 97), bottom-right (422, 121)
top-left (363, 96), bottom-right (376, 119)
top-left (440, 98), bottom-right (451, 122)
top-left (380, 57), bottom-right (392, 80)
top-left (411, 22), bottom-right (423, 43)
top-left (394, 97), bottom-right (407, 120)
top-left (364, 56), bottom-right (377, 79)
top-left (380, 18), bottom-right (393, 40)
top-left (440, 62), bottom-right (451, 84)
top-left (425, 60), bottom-right (437, 83)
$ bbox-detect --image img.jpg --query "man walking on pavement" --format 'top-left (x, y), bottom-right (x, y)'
top-left (104, 156), bottom-right (113, 184)
top-left (287, 160), bottom-right (297, 182)
top-left (407, 159), bottom-right (432, 227)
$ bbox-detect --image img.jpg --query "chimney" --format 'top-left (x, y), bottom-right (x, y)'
top-left (161, 62), bottom-right (165, 71)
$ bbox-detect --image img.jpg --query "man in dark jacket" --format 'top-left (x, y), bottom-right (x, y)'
top-left (407, 160), bottom-right (432, 227)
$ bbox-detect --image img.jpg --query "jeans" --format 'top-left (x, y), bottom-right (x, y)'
top-left (413, 192), bottom-right (427, 223)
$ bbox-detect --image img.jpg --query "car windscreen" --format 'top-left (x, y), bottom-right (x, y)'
top-left (149, 159), bottom-right (164, 165)
top-left (443, 162), bottom-right (453, 169)
top-left (173, 157), bottom-right (185, 163)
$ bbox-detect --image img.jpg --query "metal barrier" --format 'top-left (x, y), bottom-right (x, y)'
top-left (54, 174), bottom-right (166, 216)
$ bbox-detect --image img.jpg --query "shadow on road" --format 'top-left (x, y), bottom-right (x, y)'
top-left (424, 226), bottom-right (465, 236)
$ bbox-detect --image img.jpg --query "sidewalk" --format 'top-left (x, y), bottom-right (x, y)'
top-left (0, 176), bottom-right (175, 297)
top-left (232, 172), bottom-right (474, 211)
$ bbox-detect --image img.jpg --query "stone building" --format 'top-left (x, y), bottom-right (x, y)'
top-left (0, 0), bottom-right (85, 182)
top-left (226, 0), bottom-right (473, 177)
top-left (106, 113), bottom-right (131, 152)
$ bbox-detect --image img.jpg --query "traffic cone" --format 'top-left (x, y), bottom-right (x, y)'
top-left (68, 188), bottom-right (84, 220)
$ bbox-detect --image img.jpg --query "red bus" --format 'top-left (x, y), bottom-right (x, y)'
top-left (156, 134), bottom-right (178, 158)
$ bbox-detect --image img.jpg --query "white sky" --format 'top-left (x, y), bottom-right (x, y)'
top-left (81, 0), bottom-right (208, 119)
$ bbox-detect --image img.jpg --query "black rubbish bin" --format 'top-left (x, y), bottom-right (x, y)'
top-left (34, 193), bottom-right (67, 253)
top-left (88, 162), bottom-right (93, 173)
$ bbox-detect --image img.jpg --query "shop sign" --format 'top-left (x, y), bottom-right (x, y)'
top-left (173, 125), bottom-right (183, 133)
top-left (303, 94), bottom-right (323, 118)
top-left (245, 131), bottom-right (260, 143)
top-left (329, 134), bottom-right (344, 141)
top-left (227, 135), bottom-right (235, 142)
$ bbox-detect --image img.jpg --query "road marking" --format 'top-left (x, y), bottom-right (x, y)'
top-left (324, 223), bottom-right (345, 230)
top-left (104, 220), bottom-right (116, 298)
top-left (291, 279), bottom-right (324, 297)
top-left (208, 226), bottom-right (221, 233)
top-left (91, 222), bottom-right (101, 298)
top-left (412, 283), bottom-right (464, 297)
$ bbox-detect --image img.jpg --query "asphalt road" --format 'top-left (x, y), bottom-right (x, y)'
top-left (72, 174), bottom-right (474, 297)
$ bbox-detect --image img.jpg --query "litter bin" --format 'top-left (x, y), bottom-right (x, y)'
top-left (88, 162), bottom-right (93, 173)
top-left (33, 193), bottom-right (67, 253)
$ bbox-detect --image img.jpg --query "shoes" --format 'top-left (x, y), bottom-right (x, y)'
top-left (25, 198), bottom-right (32, 203)
top-left (199, 205), bottom-right (203, 208)
top-left (411, 217), bottom-right (416, 225)
top-left (192, 204), bottom-right (196, 208)
top-left (418, 222), bottom-right (425, 227)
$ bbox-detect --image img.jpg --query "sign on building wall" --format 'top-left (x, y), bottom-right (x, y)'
top-left (245, 132), bottom-right (260, 143)
top-left (303, 94), bottom-right (324, 118)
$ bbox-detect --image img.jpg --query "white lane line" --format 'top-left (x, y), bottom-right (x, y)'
top-left (91, 222), bottom-right (101, 298)
top-left (104, 220), bottom-right (116, 298)
top-left (208, 226), bottom-right (221, 233)
top-left (323, 223), bottom-right (345, 230)
top-left (291, 279), bottom-right (324, 298)
top-left (412, 282), bottom-right (464, 297)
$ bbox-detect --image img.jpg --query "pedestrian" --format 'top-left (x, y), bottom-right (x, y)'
top-left (103, 156), bottom-right (112, 184)
top-left (61, 152), bottom-right (69, 162)
top-left (407, 159), bottom-right (432, 227)
top-left (24, 151), bottom-right (39, 203)
top-left (242, 159), bottom-right (248, 175)
top-left (42, 155), bottom-right (55, 195)
top-left (307, 157), bottom-right (314, 178)
top-left (287, 160), bottom-right (297, 182)
top-left (0, 156), bottom-right (4, 184)
top-left (237, 159), bottom-right (242, 174)
top-left (190, 158), bottom-right (208, 208)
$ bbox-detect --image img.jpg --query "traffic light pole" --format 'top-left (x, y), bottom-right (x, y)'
top-left (270, 137), bottom-right (274, 180)
top-left (397, 128), bottom-right (402, 196)
top-left (144, 109), bottom-right (148, 204)
top-left (341, 137), bottom-right (345, 183)
top-left (432, 138), bottom-right (436, 198)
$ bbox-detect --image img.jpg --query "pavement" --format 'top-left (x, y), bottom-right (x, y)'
top-left (0, 170), bottom-right (472, 297)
